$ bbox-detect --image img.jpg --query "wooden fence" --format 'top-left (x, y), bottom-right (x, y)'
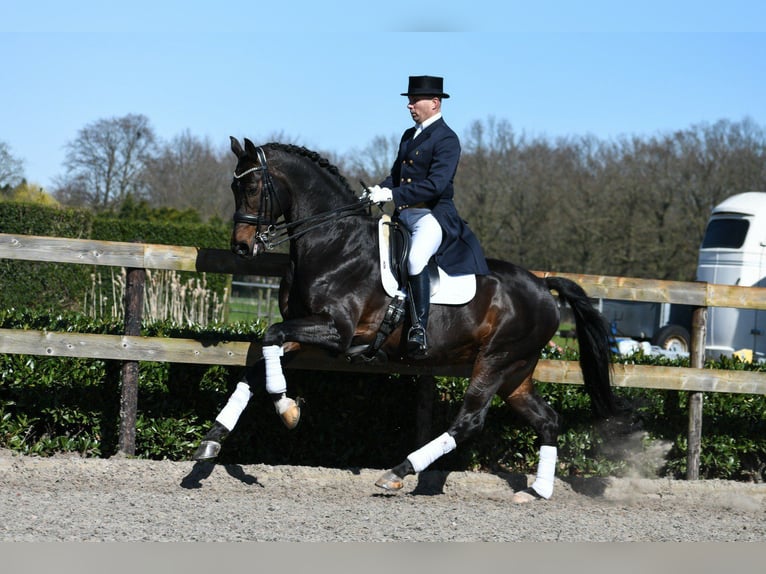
top-left (1, 232), bottom-right (766, 479)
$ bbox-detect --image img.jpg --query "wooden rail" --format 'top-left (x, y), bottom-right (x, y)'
top-left (3, 233), bottom-right (764, 308)
top-left (1, 329), bottom-right (764, 395)
top-left (2, 233), bottom-right (766, 478)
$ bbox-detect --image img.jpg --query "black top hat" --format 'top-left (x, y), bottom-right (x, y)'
top-left (401, 75), bottom-right (450, 99)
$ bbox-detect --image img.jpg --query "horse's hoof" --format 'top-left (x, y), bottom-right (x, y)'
top-left (192, 440), bottom-right (221, 461)
top-left (278, 398), bottom-right (301, 430)
top-left (511, 487), bottom-right (545, 504)
top-left (375, 470), bottom-right (405, 491)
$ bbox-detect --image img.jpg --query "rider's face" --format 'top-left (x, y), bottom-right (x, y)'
top-left (407, 96), bottom-right (439, 124)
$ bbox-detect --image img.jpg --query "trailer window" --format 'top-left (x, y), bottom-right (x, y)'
top-left (701, 218), bottom-right (749, 248)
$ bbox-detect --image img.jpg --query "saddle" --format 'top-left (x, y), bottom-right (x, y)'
top-left (378, 215), bottom-right (476, 304)
top-left (346, 215), bottom-right (476, 363)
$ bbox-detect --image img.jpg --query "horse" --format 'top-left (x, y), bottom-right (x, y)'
top-left (192, 137), bottom-right (622, 503)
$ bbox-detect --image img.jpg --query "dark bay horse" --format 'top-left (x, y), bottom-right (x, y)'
top-left (192, 137), bottom-right (621, 503)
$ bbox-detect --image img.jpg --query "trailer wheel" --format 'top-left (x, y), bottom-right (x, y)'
top-left (652, 324), bottom-right (691, 353)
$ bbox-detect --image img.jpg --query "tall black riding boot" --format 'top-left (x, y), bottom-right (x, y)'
top-left (406, 270), bottom-right (430, 359)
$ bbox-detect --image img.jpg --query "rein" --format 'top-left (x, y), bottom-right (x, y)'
top-left (233, 146), bottom-right (372, 250)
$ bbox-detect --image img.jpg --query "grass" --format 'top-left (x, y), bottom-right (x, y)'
top-left (228, 297), bottom-right (280, 324)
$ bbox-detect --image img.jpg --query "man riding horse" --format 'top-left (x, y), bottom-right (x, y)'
top-left (192, 75), bottom-right (621, 504)
top-left (368, 75), bottom-right (489, 359)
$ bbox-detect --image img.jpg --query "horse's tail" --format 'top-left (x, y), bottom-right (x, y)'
top-left (545, 276), bottom-right (619, 418)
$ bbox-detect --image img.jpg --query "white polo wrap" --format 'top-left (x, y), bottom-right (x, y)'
top-left (406, 432), bottom-right (457, 473)
top-left (215, 382), bottom-right (253, 431)
top-left (531, 445), bottom-right (557, 499)
top-left (263, 344), bottom-right (287, 395)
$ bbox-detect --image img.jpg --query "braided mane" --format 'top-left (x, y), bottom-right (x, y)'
top-left (264, 142), bottom-right (355, 195)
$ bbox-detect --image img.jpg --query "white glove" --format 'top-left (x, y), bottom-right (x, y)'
top-left (368, 185), bottom-right (393, 203)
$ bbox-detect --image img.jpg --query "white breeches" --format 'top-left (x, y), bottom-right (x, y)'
top-left (407, 213), bottom-right (442, 275)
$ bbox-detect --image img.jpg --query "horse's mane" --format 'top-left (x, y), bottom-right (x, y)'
top-left (265, 142), bottom-right (355, 196)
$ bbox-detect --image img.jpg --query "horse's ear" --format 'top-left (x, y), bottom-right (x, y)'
top-left (230, 137), bottom-right (244, 158)
top-left (244, 138), bottom-right (258, 157)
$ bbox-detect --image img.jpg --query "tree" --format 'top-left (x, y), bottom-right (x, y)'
top-left (142, 130), bottom-right (232, 221)
top-left (54, 114), bottom-right (156, 211)
top-left (0, 141), bottom-right (25, 193)
top-left (338, 135), bottom-right (400, 190)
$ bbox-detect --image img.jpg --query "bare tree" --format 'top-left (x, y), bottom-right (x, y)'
top-left (338, 135), bottom-right (400, 189)
top-left (143, 131), bottom-right (232, 220)
top-left (54, 114), bottom-right (156, 210)
top-left (458, 119), bottom-right (575, 271)
top-left (457, 118), bottom-right (519, 260)
top-left (0, 141), bottom-right (25, 193)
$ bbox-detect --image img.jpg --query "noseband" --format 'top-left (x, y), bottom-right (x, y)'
top-left (232, 145), bottom-right (372, 250)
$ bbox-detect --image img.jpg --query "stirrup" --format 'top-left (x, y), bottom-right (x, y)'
top-left (407, 325), bottom-right (428, 358)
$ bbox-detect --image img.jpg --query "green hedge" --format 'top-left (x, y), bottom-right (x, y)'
top-left (0, 202), bottom-right (94, 311)
top-left (1, 309), bottom-right (765, 482)
top-left (0, 200), bottom-right (230, 314)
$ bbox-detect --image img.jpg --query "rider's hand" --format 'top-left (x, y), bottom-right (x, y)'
top-left (368, 185), bottom-right (393, 203)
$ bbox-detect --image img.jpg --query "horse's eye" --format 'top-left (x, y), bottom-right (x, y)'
top-left (245, 180), bottom-right (261, 195)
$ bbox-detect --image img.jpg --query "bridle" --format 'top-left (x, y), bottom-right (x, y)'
top-left (232, 146), bottom-right (279, 230)
top-left (232, 146), bottom-right (372, 250)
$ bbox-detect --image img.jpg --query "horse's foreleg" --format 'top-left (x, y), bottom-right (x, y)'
top-left (502, 376), bottom-right (561, 503)
top-left (260, 315), bottom-right (348, 429)
top-left (192, 353), bottom-right (295, 462)
top-left (262, 344), bottom-right (301, 429)
top-left (193, 379), bottom-right (253, 461)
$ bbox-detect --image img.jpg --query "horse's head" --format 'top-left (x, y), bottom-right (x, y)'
top-left (229, 137), bottom-right (289, 258)
top-left (229, 136), bottom-right (366, 258)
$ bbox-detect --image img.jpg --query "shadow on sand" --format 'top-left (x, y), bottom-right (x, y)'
top-left (180, 461), bottom-right (263, 489)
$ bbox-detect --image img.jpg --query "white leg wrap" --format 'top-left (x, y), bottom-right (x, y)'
top-left (263, 344), bottom-right (287, 395)
top-left (215, 382), bottom-right (253, 431)
top-left (531, 445), bottom-right (557, 499)
top-left (406, 432), bottom-right (457, 473)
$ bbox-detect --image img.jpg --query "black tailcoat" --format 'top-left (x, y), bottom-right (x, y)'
top-left (381, 117), bottom-right (490, 276)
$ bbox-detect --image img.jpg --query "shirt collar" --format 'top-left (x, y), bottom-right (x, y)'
top-left (418, 112), bottom-right (442, 131)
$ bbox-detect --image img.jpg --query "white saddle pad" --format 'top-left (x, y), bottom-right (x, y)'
top-left (378, 215), bottom-right (476, 305)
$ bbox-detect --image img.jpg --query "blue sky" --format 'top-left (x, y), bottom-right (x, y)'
top-left (2, 1), bottom-right (765, 191)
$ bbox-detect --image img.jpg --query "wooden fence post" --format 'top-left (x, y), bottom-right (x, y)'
top-left (686, 306), bottom-right (708, 480)
top-left (118, 267), bottom-right (145, 456)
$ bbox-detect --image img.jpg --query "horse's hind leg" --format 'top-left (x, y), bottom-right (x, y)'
top-left (501, 375), bottom-right (561, 503)
top-left (375, 360), bottom-right (522, 491)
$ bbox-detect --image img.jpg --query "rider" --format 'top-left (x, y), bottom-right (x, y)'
top-left (368, 75), bottom-right (489, 359)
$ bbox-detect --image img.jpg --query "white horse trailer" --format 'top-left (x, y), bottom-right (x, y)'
top-left (599, 191), bottom-right (765, 361)
top-left (696, 191), bottom-right (766, 362)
